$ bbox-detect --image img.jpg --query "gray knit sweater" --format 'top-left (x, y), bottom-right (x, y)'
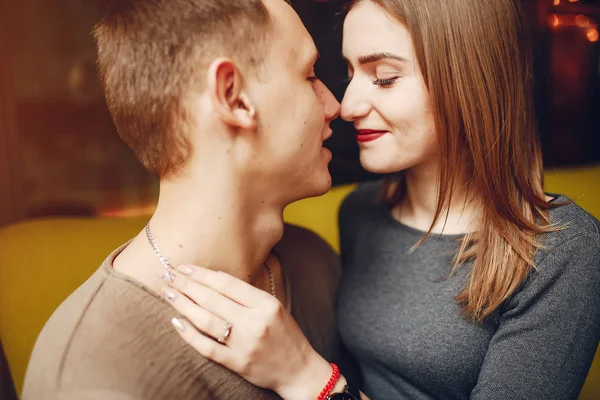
top-left (337, 181), bottom-right (600, 400)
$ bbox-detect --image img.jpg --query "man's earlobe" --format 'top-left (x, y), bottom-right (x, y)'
top-left (208, 58), bottom-right (257, 130)
top-left (234, 94), bottom-right (257, 130)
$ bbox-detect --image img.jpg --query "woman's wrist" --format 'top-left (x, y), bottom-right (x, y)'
top-left (276, 352), bottom-right (337, 400)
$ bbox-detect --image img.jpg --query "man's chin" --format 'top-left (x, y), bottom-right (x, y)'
top-left (306, 173), bottom-right (333, 199)
top-left (321, 146), bottom-right (333, 161)
top-left (287, 173), bottom-right (332, 203)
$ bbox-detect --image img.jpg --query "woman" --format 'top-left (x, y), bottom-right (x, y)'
top-left (163, 0), bottom-right (600, 398)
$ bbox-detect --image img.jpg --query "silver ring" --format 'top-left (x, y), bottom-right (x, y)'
top-left (217, 321), bottom-right (232, 344)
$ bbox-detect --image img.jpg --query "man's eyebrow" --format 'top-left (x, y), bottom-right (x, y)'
top-left (356, 52), bottom-right (408, 64)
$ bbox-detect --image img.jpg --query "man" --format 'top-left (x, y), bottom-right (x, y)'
top-left (22, 0), bottom-right (343, 398)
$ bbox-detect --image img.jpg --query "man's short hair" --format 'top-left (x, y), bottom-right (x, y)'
top-left (93, 0), bottom-right (275, 177)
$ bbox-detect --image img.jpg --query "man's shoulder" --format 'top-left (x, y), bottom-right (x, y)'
top-left (279, 223), bottom-right (337, 255)
top-left (23, 267), bottom-right (218, 399)
top-left (276, 223), bottom-right (341, 289)
top-left (24, 251), bottom-right (283, 400)
top-left (277, 223), bottom-right (339, 271)
top-left (27, 267), bottom-right (111, 363)
top-left (22, 267), bottom-right (112, 398)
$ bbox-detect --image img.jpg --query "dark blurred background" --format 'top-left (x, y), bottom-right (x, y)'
top-left (0, 0), bottom-right (598, 225)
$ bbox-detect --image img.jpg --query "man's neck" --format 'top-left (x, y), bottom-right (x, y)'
top-left (113, 172), bottom-right (285, 293)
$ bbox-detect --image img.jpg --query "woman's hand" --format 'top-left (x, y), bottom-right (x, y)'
top-left (161, 264), bottom-right (336, 400)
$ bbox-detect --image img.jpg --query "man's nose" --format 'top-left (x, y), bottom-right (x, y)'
top-left (317, 80), bottom-right (341, 122)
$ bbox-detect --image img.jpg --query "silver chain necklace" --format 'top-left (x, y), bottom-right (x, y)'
top-left (145, 222), bottom-right (276, 297)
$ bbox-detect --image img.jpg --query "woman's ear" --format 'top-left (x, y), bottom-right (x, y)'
top-left (207, 58), bottom-right (257, 130)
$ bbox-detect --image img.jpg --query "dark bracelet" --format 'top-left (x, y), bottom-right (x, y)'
top-left (325, 384), bottom-right (361, 400)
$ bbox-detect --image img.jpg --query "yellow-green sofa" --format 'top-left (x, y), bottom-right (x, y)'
top-left (1, 166), bottom-right (599, 398)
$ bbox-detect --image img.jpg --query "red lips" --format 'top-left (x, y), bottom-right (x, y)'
top-left (356, 129), bottom-right (387, 143)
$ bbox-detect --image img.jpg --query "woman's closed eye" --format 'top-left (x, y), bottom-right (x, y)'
top-left (373, 76), bottom-right (399, 87)
top-left (342, 73), bottom-right (399, 87)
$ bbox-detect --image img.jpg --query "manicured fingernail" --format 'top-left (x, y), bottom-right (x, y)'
top-left (161, 287), bottom-right (177, 302)
top-left (171, 317), bottom-right (186, 332)
top-left (177, 265), bottom-right (195, 276)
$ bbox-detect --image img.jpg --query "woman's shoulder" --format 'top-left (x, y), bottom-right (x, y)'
top-left (507, 195), bottom-right (599, 313)
top-left (546, 194), bottom-right (600, 245)
top-left (532, 194), bottom-right (600, 275)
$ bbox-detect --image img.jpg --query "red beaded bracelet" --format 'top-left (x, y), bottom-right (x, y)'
top-left (317, 362), bottom-right (341, 400)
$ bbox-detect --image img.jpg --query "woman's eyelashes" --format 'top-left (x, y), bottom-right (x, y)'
top-left (342, 75), bottom-right (399, 87)
top-left (373, 77), bottom-right (399, 87)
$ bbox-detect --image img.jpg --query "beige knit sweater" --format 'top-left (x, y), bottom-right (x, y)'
top-left (23, 225), bottom-right (344, 400)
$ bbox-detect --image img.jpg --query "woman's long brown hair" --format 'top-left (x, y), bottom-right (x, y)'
top-left (346, 0), bottom-right (558, 322)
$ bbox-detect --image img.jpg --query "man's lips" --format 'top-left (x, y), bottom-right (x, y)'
top-left (356, 129), bottom-right (388, 143)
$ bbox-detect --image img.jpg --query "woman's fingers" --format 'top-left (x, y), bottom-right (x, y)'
top-left (163, 269), bottom-right (326, 397)
top-left (176, 264), bottom-right (272, 308)
top-left (162, 286), bottom-right (231, 343)
top-left (170, 316), bottom-right (232, 366)
top-left (169, 272), bottom-right (247, 320)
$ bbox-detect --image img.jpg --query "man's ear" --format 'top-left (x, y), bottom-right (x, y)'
top-left (207, 58), bottom-right (257, 130)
